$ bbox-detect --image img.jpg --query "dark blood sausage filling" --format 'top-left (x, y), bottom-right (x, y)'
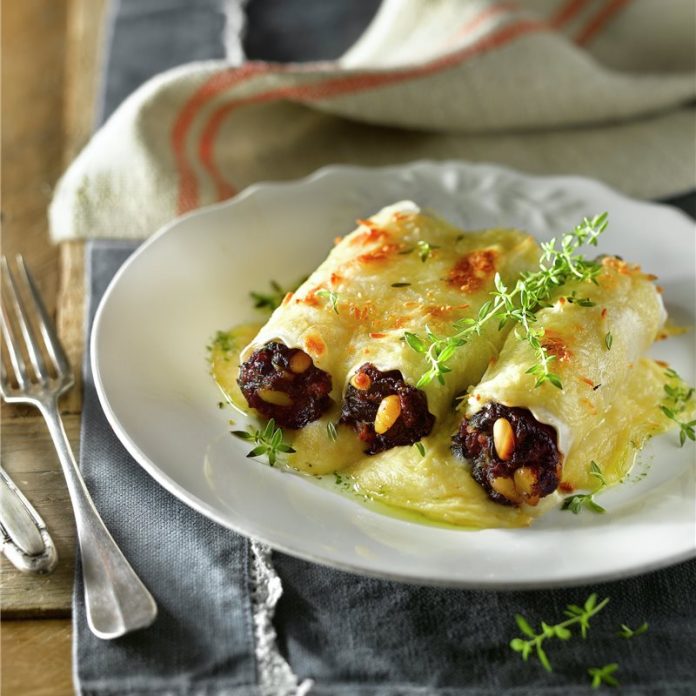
top-left (237, 341), bottom-right (332, 428)
top-left (451, 403), bottom-right (562, 507)
top-left (340, 363), bottom-right (435, 455)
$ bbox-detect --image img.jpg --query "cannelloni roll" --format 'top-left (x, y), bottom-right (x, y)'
top-left (237, 202), bottom-right (540, 467)
top-left (452, 256), bottom-right (667, 506)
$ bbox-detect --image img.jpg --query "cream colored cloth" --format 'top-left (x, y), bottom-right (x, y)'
top-left (50, 0), bottom-right (696, 241)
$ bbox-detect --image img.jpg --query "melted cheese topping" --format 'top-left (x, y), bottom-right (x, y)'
top-left (210, 204), bottom-right (685, 529)
top-left (241, 202), bottom-right (541, 424)
top-left (467, 257), bottom-right (668, 490)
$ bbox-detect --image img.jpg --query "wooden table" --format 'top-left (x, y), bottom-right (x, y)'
top-left (2, 2), bottom-right (106, 693)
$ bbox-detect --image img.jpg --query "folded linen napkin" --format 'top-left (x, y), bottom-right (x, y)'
top-left (78, 239), bottom-right (696, 696)
top-left (50, 0), bottom-right (695, 242)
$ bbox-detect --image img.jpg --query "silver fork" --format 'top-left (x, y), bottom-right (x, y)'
top-left (0, 255), bottom-right (157, 639)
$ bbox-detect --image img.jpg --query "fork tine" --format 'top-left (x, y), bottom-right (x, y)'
top-left (16, 255), bottom-right (71, 378)
top-left (15, 255), bottom-right (71, 378)
top-left (1, 257), bottom-right (49, 382)
top-left (0, 300), bottom-right (29, 389)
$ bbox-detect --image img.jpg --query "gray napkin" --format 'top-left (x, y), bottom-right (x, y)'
top-left (76, 239), bottom-right (696, 696)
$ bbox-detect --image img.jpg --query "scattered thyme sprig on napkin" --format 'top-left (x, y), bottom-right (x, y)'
top-left (510, 593), bottom-right (610, 672)
top-left (510, 594), bottom-right (651, 688)
top-left (405, 213), bottom-right (608, 388)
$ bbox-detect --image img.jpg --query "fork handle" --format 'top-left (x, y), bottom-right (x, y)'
top-left (40, 400), bottom-right (157, 639)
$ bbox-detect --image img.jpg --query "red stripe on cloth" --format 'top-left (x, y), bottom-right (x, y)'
top-left (574, 0), bottom-right (633, 45)
top-left (549, 0), bottom-right (593, 28)
top-left (171, 62), bottom-right (280, 212)
top-left (196, 18), bottom-right (550, 203)
top-left (449, 1), bottom-right (520, 41)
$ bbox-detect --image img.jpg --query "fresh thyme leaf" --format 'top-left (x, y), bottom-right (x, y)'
top-left (209, 330), bottom-right (234, 353)
top-left (416, 240), bottom-right (439, 262)
top-left (391, 282), bottom-right (411, 287)
top-left (588, 663), bottom-right (620, 689)
top-left (604, 331), bottom-right (613, 350)
top-left (316, 288), bottom-right (340, 314)
top-left (231, 418), bottom-right (295, 467)
top-left (231, 430), bottom-right (254, 441)
top-left (589, 460), bottom-right (607, 486)
top-left (404, 331), bottom-right (427, 353)
top-left (250, 280), bottom-right (286, 312)
top-left (250, 276), bottom-right (308, 313)
top-left (327, 421), bottom-right (338, 442)
top-left (562, 493), bottom-right (606, 515)
top-left (617, 622), bottom-right (648, 639)
top-left (406, 213), bottom-right (608, 387)
top-left (510, 594), bottom-right (610, 672)
top-left (566, 290), bottom-right (596, 307)
top-left (562, 462), bottom-right (607, 513)
top-left (414, 441), bottom-right (426, 457)
top-left (661, 368), bottom-right (696, 447)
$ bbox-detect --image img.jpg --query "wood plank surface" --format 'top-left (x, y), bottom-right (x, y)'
top-left (1, 620), bottom-right (74, 696)
top-left (2, 0), bottom-right (107, 692)
top-left (1, 416), bottom-right (80, 616)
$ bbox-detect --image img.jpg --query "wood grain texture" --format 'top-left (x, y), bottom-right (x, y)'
top-left (63, 0), bottom-right (108, 166)
top-left (1, 416), bottom-right (80, 616)
top-left (0, 0), bottom-right (67, 308)
top-left (57, 242), bottom-right (87, 414)
top-left (1, 620), bottom-right (74, 695)
top-left (2, 0), bottom-right (107, 690)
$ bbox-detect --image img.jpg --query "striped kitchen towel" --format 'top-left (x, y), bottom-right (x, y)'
top-left (49, 0), bottom-right (696, 241)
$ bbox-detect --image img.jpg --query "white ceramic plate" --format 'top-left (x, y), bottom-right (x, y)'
top-left (92, 161), bottom-right (696, 588)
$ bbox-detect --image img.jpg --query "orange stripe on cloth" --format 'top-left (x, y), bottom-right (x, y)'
top-left (178, 17), bottom-right (550, 209)
top-left (575, 0), bottom-right (633, 45)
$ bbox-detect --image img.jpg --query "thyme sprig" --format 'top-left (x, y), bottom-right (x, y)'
top-left (405, 213), bottom-right (608, 388)
top-left (510, 593), bottom-right (610, 672)
top-left (588, 663), bottom-right (620, 689)
top-left (250, 276), bottom-right (308, 313)
top-left (561, 461), bottom-right (608, 514)
top-left (250, 280), bottom-right (289, 312)
top-left (316, 288), bottom-right (340, 314)
top-left (661, 368), bottom-right (696, 446)
top-left (617, 622), bottom-right (648, 639)
top-left (231, 418), bottom-right (295, 466)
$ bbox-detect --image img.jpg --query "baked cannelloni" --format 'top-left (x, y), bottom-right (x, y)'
top-left (236, 202), bottom-right (540, 471)
top-left (452, 256), bottom-right (667, 505)
top-left (211, 203), bottom-right (690, 529)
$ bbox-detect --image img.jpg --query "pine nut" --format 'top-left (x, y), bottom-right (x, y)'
top-left (493, 417), bottom-right (515, 461)
top-left (257, 389), bottom-right (292, 406)
top-left (491, 476), bottom-right (522, 504)
top-left (350, 372), bottom-right (372, 390)
top-left (374, 394), bottom-right (401, 434)
top-left (289, 351), bottom-right (312, 374)
top-left (513, 467), bottom-right (540, 506)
